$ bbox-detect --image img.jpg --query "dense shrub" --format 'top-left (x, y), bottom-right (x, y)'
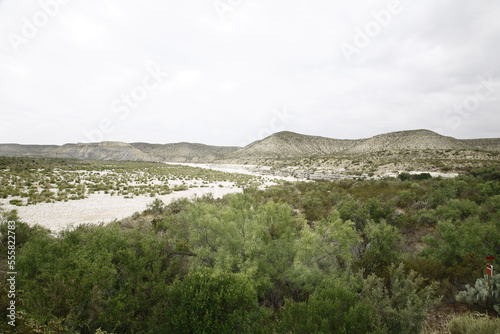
top-left (414, 209), bottom-right (438, 226)
top-left (422, 217), bottom-right (499, 267)
top-left (337, 198), bottom-right (367, 230)
top-left (158, 269), bottom-right (268, 333)
top-left (359, 220), bottom-right (401, 273)
top-left (398, 172), bottom-right (432, 181)
top-left (276, 278), bottom-right (374, 333)
top-left (361, 264), bottom-right (440, 334)
top-left (15, 224), bottom-right (187, 333)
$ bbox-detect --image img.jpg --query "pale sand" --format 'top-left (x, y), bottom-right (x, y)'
top-left (0, 185), bottom-right (242, 232)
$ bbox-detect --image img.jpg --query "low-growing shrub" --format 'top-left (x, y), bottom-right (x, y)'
top-left (448, 314), bottom-right (500, 334)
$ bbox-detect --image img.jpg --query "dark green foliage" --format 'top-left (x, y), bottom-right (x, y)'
top-left (364, 198), bottom-right (395, 223)
top-left (159, 269), bottom-right (268, 333)
top-left (15, 224), bottom-right (188, 333)
top-left (146, 198), bottom-right (165, 215)
top-left (414, 209), bottom-right (438, 226)
top-left (362, 264), bottom-right (440, 334)
top-left (0, 210), bottom-right (39, 249)
top-left (398, 172), bottom-right (432, 181)
top-left (422, 217), bottom-right (499, 267)
top-left (395, 190), bottom-right (415, 208)
top-left (436, 199), bottom-right (479, 221)
top-left (469, 165), bottom-right (500, 181)
top-left (359, 220), bottom-right (401, 274)
top-left (276, 278), bottom-right (374, 333)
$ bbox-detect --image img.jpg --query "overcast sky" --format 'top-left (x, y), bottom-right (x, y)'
top-left (1, 0), bottom-right (499, 146)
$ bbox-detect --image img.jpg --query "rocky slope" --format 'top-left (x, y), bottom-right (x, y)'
top-left (227, 131), bottom-right (357, 159)
top-left (348, 129), bottom-right (472, 153)
top-left (52, 142), bottom-right (158, 161)
top-left (130, 142), bottom-right (240, 162)
top-left (1, 130), bottom-right (499, 163)
top-left (0, 144), bottom-right (59, 157)
top-left (0, 142), bottom-right (158, 161)
top-left (462, 138), bottom-right (500, 151)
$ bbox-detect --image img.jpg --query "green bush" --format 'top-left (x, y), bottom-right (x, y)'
top-left (0, 209), bottom-right (46, 250)
top-left (436, 199), bottom-right (479, 221)
top-left (398, 172), bottom-right (412, 182)
top-left (146, 198), bottom-right (164, 215)
top-left (448, 314), bottom-right (500, 334)
top-left (8, 199), bottom-right (23, 206)
top-left (364, 198), bottom-right (395, 223)
top-left (159, 269), bottom-right (268, 333)
top-left (361, 264), bottom-right (440, 334)
top-left (276, 278), bottom-right (374, 334)
top-left (395, 190), bottom-right (415, 208)
top-left (398, 172), bottom-right (431, 182)
top-left (359, 220), bottom-right (401, 274)
top-left (422, 215), bottom-right (499, 268)
top-left (414, 209), bottom-right (438, 226)
top-left (15, 224), bottom-right (186, 333)
top-left (337, 198), bottom-right (367, 230)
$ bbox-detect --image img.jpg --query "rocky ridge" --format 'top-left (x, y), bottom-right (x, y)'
top-left (130, 142), bottom-right (240, 162)
top-left (1, 129), bottom-right (499, 163)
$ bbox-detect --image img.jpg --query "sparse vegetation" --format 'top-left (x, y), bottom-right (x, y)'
top-left (0, 157), bottom-right (266, 206)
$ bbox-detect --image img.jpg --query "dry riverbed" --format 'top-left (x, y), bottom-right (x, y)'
top-left (0, 183), bottom-right (242, 232)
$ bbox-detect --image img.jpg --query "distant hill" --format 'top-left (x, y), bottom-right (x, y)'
top-left (1, 130), bottom-right (499, 163)
top-left (0, 144), bottom-right (59, 157)
top-left (0, 142), bottom-right (158, 161)
top-left (52, 142), bottom-right (158, 161)
top-left (348, 129), bottom-right (472, 153)
top-left (225, 129), bottom-right (487, 160)
top-left (227, 131), bottom-right (357, 159)
top-left (462, 138), bottom-right (500, 152)
top-left (130, 142), bottom-right (240, 163)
